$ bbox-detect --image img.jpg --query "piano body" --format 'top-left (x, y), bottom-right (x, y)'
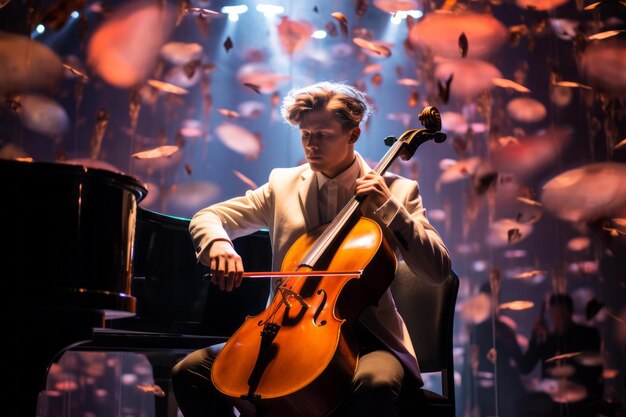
top-left (4, 159), bottom-right (271, 417)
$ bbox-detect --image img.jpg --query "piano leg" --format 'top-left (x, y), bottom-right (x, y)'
top-left (15, 311), bottom-right (105, 417)
top-left (144, 352), bottom-right (189, 417)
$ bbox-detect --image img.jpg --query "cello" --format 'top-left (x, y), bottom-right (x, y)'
top-left (210, 106), bottom-right (447, 417)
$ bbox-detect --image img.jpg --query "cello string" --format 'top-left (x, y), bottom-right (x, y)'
top-left (271, 139), bottom-right (405, 315)
top-left (283, 143), bottom-right (402, 292)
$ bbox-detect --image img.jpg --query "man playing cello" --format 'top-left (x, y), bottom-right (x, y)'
top-left (172, 81), bottom-right (451, 417)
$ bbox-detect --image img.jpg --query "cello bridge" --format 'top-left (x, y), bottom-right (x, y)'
top-left (277, 287), bottom-right (310, 309)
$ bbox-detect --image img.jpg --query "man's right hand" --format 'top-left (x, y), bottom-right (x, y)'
top-left (207, 240), bottom-right (244, 292)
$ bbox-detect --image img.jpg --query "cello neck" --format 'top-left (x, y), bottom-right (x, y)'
top-left (299, 106), bottom-right (446, 269)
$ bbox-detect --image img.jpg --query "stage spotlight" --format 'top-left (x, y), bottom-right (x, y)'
top-left (312, 30), bottom-right (327, 39)
top-left (389, 9), bottom-right (423, 24)
top-left (70, 10), bottom-right (80, 18)
top-left (32, 24), bottom-right (46, 37)
top-left (256, 4), bottom-right (284, 17)
top-left (221, 5), bottom-right (248, 22)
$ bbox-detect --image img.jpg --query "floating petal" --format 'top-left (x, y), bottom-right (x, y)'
top-left (0, 33), bottom-right (63, 95)
top-left (408, 12), bottom-right (508, 59)
top-left (541, 162), bottom-right (626, 222)
top-left (434, 57), bottom-right (502, 99)
top-left (18, 94), bottom-right (69, 137)
top-left (515, 0), bottom-right (568, 10)
top-left (277, 16), bottom-right (314, 55)
top-left (487, 218), bottom-right (533, 247)
top-left (507, 97), bottom-right (547, 123)
top-left (580, 40), bottom-right (626, 95)
top-left (160, 42), bottom-right (203, 65)
top-left (87, 1), bottom-right (176, 88)
top-left (215, 122), bottom-right (263, 159)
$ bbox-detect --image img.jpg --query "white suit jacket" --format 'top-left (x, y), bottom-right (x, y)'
top-left (189, 152), bottom-right (451, 386)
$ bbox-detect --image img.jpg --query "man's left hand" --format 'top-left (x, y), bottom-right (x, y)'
top-left (355, 170), bottom-right (391, 208)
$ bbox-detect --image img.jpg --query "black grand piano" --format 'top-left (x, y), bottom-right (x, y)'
top-left (5, 159), bottom-right (271, 417)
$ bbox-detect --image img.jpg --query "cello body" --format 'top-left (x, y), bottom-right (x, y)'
top-left (211, 217), bottom-right (396, 417)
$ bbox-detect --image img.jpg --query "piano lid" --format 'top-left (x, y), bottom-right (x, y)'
top-left (109, 207), bottom-right (272, 337)
top-left (3, 159), bottom-right (147, 319)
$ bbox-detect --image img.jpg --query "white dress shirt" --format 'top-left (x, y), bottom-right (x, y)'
top-left (316, 156), bottom-right (399, 226)
top-left (316, 157), bottom-right (361, 224)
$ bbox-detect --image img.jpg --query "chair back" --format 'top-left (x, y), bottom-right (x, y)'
top-left (390, 261), bottom-right (459, 398)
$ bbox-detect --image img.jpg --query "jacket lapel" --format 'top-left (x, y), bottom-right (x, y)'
top-left (298, 170), bottom-right (320, 231)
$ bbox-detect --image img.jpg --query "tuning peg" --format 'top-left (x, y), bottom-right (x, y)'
top-left (433, 132), bottom-right (447, 143)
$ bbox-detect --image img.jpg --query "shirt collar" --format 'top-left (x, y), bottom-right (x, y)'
top-left (316, 156), bottom-right (360, 190)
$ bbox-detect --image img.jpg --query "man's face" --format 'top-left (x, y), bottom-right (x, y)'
top-left (300, 110), bottom-right (359, 178)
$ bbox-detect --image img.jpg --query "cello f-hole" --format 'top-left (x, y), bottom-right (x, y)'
top-left (313, 289), bottom-right (328, 326)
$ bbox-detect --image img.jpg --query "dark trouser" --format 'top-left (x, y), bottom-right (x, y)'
top-left (171, 343), bottom-right (406, 417)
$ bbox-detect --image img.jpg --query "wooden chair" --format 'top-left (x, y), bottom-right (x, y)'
top-left (391, 261), bottom-right (460, 417)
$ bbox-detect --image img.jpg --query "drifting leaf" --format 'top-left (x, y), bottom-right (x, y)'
top-left (438, 74), bottom-right (453, 104)
top-left (217, 108), bottom-right (241, 118)
top-left (492, 77), bottom-right (531, 92)
top-left (458, 32), bottom-right (468, 57)
top-left (233, 170), bottom-right (259, 189)
top-left (62, 63), bottom-right (89, 81)
top-left (363, 64), bottom-right (383, 74)
top-left (147, 79), bottom-right (189, 95)
top-left (566, 236), bottom-right (590, 251)
top-left (352, 37), bottom-right (392, 57)
top-left (371, 73), bottom-right (383, 87)
top-left (331, 12), bottom-right (349, 37)
top-left (408, 90), bottom-right (419, 107)
top-left (508, 228), bottom-right (522, 243)
top-left (499, 300), bottom-right (535, 310)
top-left (186, 7), bottom-right (220, 18)
top-left (587, 30), bottom-right (624, 40)
top-left (545, 352), bottom-right (581, 363)
top-left (356, 0), bottom-right (368, 16)
top-left (513, 270), bottom-right (548, 279)
top-left (553, 80), bottom-right (592, 89)
top-left (244, 83), bottom-right (262, 94)
top-left (90, 108), bottom-right (109, 160)
top-left (132, 145), bottom-right (180, 159)
top-left (517, 196), bottom-right (543, 207)
top-left (223, 36), bottom-right (233, 52)
top-left (325, 21), bottom-right (338, 37)
top-left (615, 138), bottom-right (626, 150)
top-left (584, 1), bottom-right (600, 8)
top-left (499, 136), bottom-right (520, 146)
top-left (397, 78), bottom-right (420, 86)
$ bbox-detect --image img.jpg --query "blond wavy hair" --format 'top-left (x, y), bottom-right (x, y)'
top-left (280, 81), bottom-right (373, 131)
